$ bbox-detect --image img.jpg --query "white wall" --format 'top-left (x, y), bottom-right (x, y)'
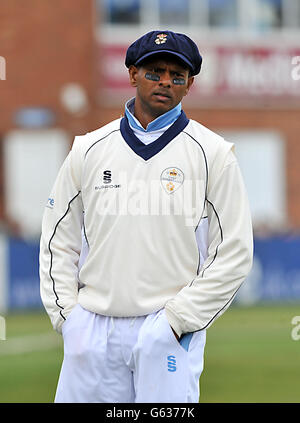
top-left (4, 129), bottom-right (70, 238)
top-left (220, 130), bottom-right (287, 229)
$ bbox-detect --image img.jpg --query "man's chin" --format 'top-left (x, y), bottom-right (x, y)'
top-left (150, 102), bottom-right (173, 118)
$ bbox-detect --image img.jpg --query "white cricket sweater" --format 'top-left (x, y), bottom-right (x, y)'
top-left (39, 111), bottom-right (253, 335)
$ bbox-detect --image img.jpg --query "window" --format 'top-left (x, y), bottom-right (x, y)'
top-left (159, 0), bottom-right (190, 26)
top-left (99, 0), bottom-right (300, 33)
top-left (258, 0), bottom-right (282, 29)
top-left (208, 0), bottom-right (238, 28)
top-left (282, 0), bottom-right (300, 27)
top-left (102, 0), bottom-right (141, 24)
top-left (243, 0), bottom-right (283, 32)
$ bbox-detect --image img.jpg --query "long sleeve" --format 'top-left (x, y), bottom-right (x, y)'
top-left (165, 149), bottom-right (253, 336)
top-left (39, 136), bottom-right (84, 333)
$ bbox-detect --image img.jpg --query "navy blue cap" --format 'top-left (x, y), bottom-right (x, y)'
top-left (125, 30), bottom-right (202, 76)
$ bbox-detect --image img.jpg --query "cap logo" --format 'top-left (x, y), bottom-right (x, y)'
top-left (155, 33), bottom-right (167, 45)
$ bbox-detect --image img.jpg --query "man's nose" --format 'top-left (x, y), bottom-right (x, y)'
top-left (159, 72), bottom-right (172, 87)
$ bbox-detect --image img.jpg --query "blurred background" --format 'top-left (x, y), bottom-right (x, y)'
top-left (0, 0), bottom-right (300, 403)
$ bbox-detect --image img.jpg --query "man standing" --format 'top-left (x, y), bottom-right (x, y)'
top-left (40, 30), bottom-right (253, 403)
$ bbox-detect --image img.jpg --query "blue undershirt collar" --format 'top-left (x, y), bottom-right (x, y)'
top-left (125, 97), bottom-right (182, 132)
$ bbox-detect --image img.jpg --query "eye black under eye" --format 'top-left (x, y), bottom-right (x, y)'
top-left (145, 72), bottom-right (160, 81)
top-left (145, 72), bottom-right (186, 85)
top-left (172, 78), bottom-right (186, 85)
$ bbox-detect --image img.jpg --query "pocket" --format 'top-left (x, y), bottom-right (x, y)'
top-left (61, 303), bottom-right (80, 336)
top-left (179, 333), bottom-right (194, 352)
top-left (160, 310), bottom-right (190, 354)
top-left (160, 310), bottom-right (201, 353)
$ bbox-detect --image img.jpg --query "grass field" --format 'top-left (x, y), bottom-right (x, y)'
top-left (0, 303), bottom-right (299, 403)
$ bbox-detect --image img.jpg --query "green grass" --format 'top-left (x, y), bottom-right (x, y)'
top-left (0, 304), bottom-right (299, 403)
top-left (200, 303), bottom-right (300, 403)
top-left (0, 310), bottom-right (63, 403)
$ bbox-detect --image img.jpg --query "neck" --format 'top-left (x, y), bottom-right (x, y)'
top-left (133, 96), bottom-right (164, 129)
top-left (125, 97), bottom-right (182, 133)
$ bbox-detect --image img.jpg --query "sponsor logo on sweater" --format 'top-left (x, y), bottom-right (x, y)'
top-left (103, 170), bottom-right (112, 184)
top-left (167, 355), bottom-right (177, 372)
top-left (95, 170), bottom-right (121, 190)
top-left (46, 197), bottom-right (55, 209)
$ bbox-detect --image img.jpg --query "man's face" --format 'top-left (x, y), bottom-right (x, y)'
top-left (129, 55), bottom-right (194, 120)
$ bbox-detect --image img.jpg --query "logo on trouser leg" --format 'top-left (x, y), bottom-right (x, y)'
top-left (167, 355), bottom-right (176, 372)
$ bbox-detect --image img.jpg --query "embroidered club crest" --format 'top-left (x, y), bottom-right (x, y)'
top-left (155, 33), bottom-right (168, 45)
top-left (160, 167), bottom-right (184, 194)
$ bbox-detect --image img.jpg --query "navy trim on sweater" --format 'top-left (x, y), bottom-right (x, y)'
top-left (120, 110), bottom-right (189, 161)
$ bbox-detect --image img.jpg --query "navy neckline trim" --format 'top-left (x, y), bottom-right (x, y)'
top-left (120, 110), bottom-right (189, 161)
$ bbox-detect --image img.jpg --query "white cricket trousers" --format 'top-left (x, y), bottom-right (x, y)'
top-left (55, 304), bottom-right (206, 403)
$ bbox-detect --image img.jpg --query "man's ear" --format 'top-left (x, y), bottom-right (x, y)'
top-left (184, 76), bottom-right (194, 96)
top-left (128, 65), bottom-right (139, 87)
